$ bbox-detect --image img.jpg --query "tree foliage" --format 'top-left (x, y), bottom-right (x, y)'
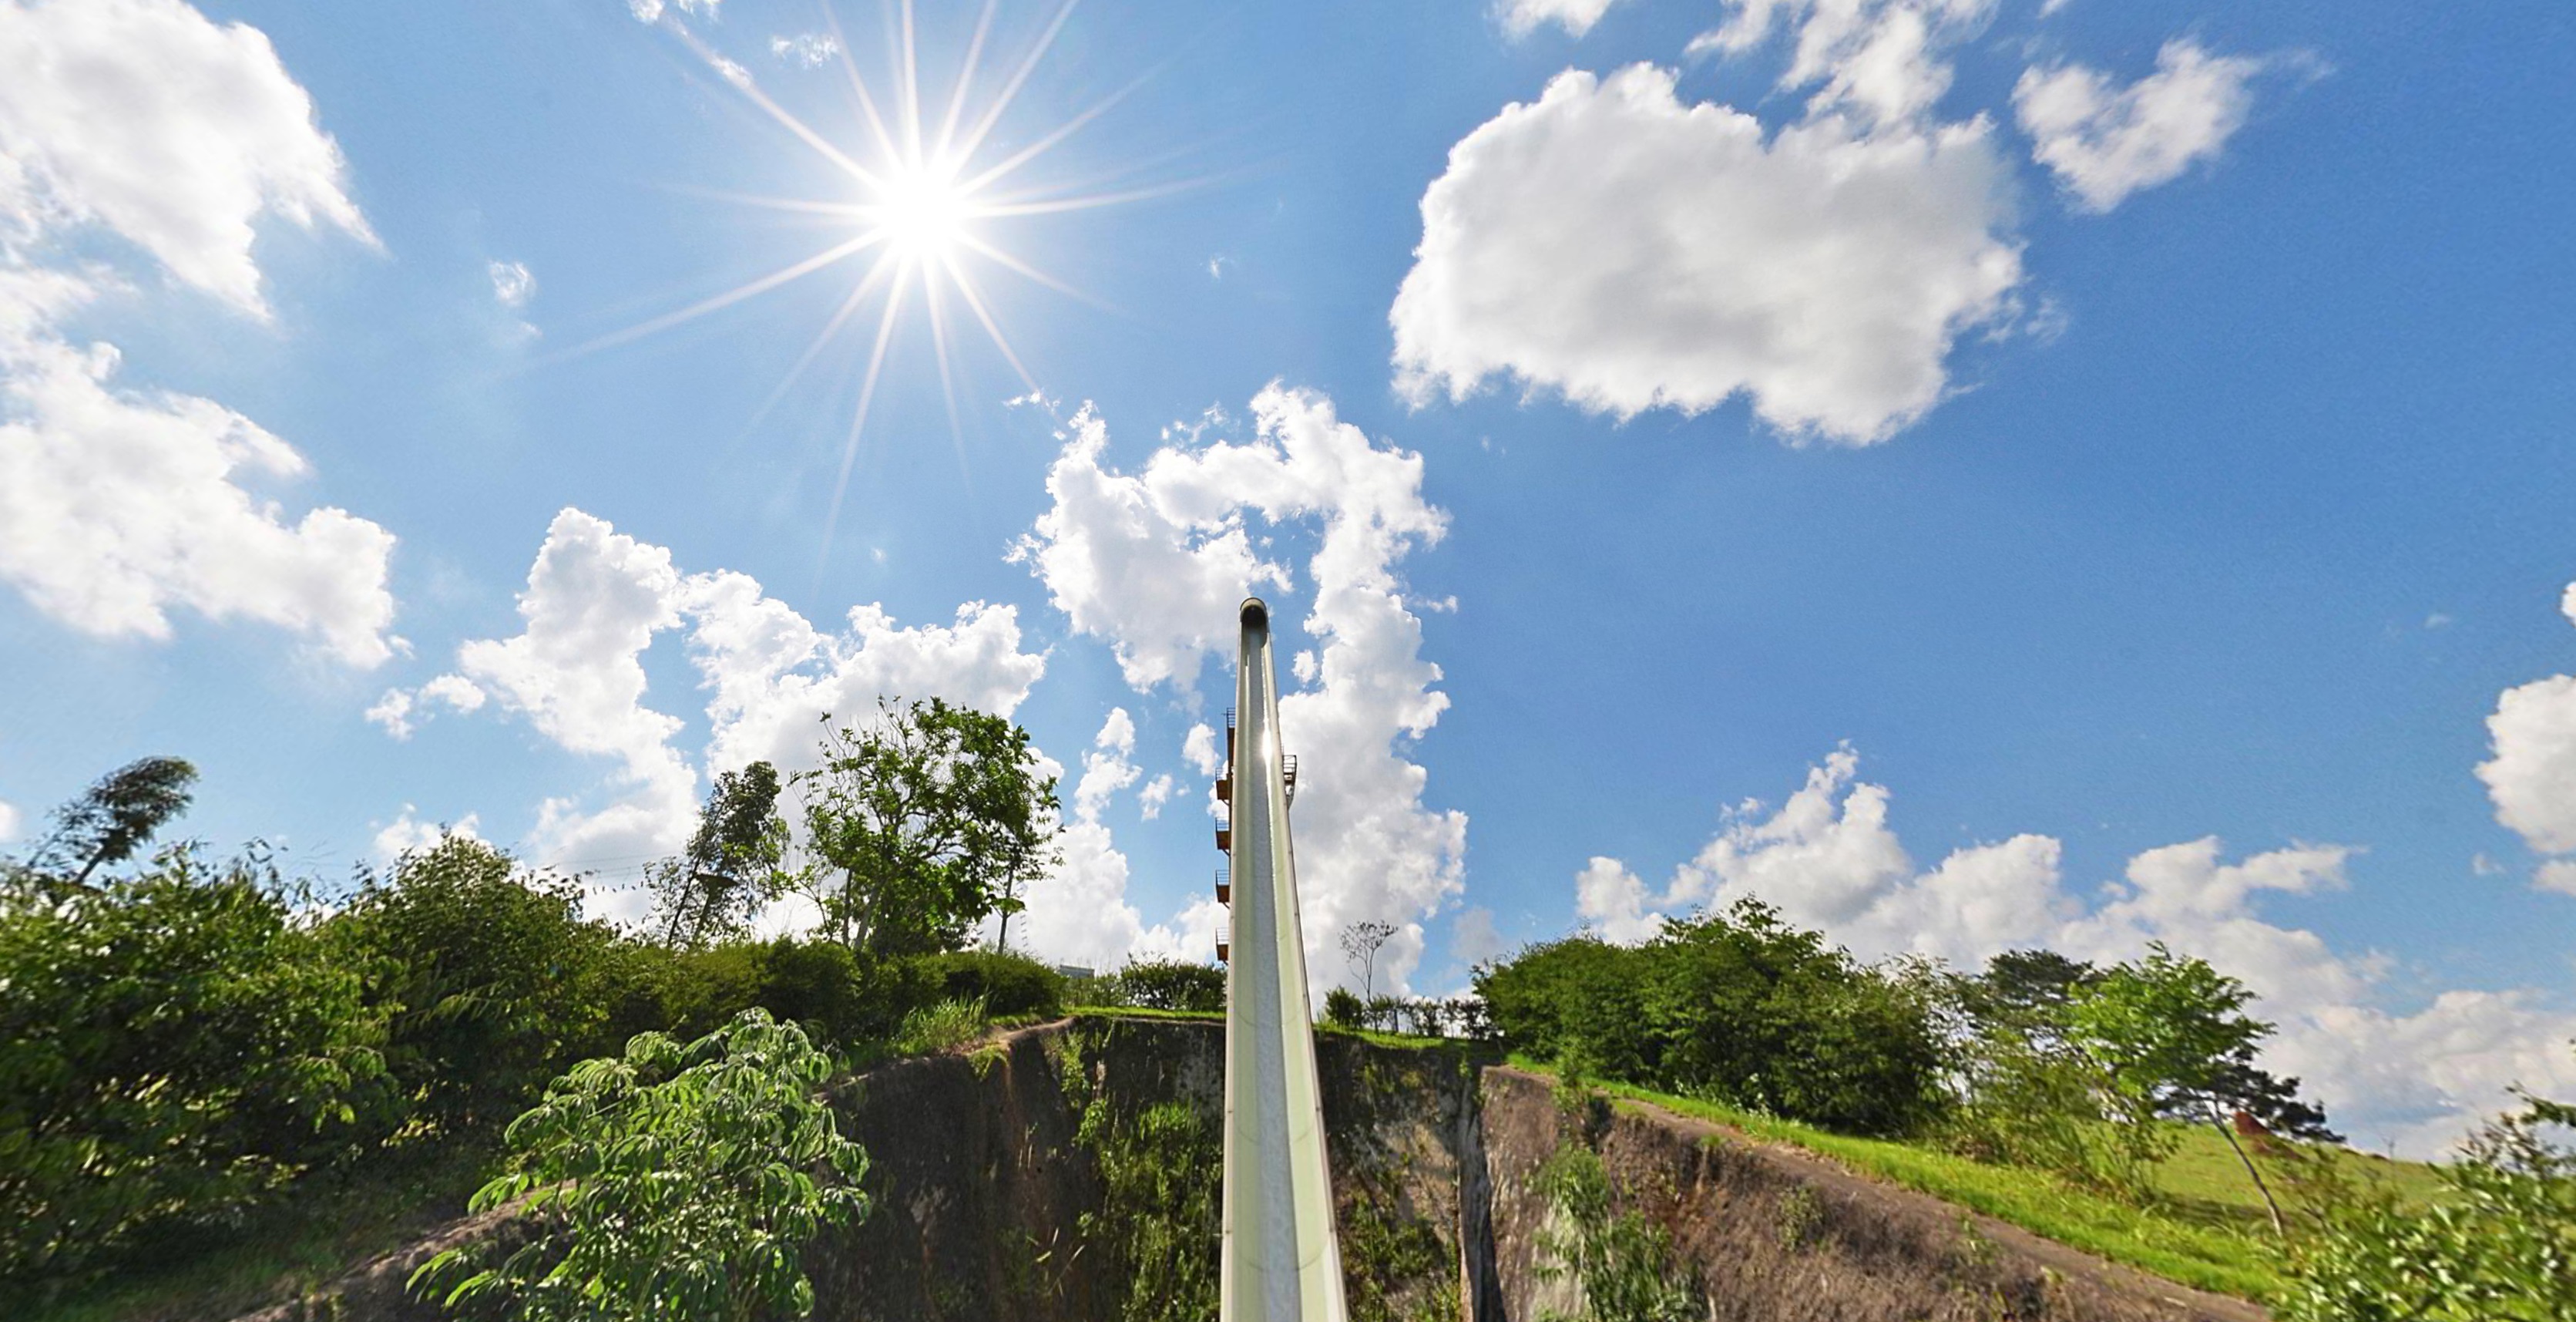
top-left (0, 846), bottom-right (386, 1280)
top-left (797, 698), bottom-right (1061, 959)
top-left (1479, 900), bottom-right (1950, 1136)
top-left (23, 755), bottom-right (197, 890)
top-left (648, 762), bottom-right (790, 949)
top-left (2279, 1089), bottom-right (2576, 1320)
top-left (418, 1010), bottom-right (868, 1322)
top-left (338, 838), bottom-right (627, 1135)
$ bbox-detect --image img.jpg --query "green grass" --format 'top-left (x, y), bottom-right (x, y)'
top-left (2144, 1122), bottom-right (2445, 1224)
top-left (1066, 1004), bottom-right (1226, 1024)
top-left (1520, 1064), bottom-right (2445, 1305)
top-left (15, 1141), bottom-right (493, 1322)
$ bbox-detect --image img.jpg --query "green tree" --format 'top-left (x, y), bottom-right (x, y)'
top-left (1478, 901), bottom-right (1950, 1136)
top-left (648, 761), bottom-right (791, 948)
top-left (796, 698), bottom-right (1061, 959)
top-left (418, 1009), bottom-right (868, 1322)
top-left (337, 838), bottom-right (626, 1135)
top-left (0, 846), bottom-right (386, 1280)
top-left (2064, 944), bottom-right (2283, 1220)
top-left (22, 755), bottom-right (197, 890)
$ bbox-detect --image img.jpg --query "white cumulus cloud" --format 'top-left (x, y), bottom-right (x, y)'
top-left (0, 797), bottom-right (20, 843)
top-left (2478, 580), bottom-right (2576, 892)
top-left (1389, 61), bottom-right (2020, 443)
top-left (0, 0), bottom-right (394, 666)
top-left (399, 508), bottom-right (1049, 915)
top-left (0, 0), bottom-right (376, 316)
top-left (1580, 747), bottom-right (2576, 1155)
top-left (371, 805), bottom-right (482, 863)
top-left (1495, 0), bottom-right (1620, 40)
top-left (1017, 387), bottom-right (1466, 991)
top-left (2014, 39), bottom-right (2269, 212)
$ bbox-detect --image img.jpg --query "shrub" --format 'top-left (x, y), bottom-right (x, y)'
top-left (914, 948), bottom-right (1066, 1020)
top-left (336, 839), bottom-right (626, 1135)
top-left (0, 848), bottom-right (387, 1280)
top-left (1322, 986), bottom-right (1366, 1029)
top-left (1109, 958), bottom-right (1227, 1013)
top-left (2277, 1090), bottom-right (2576, 1320)
top-left (418, 1010), bottom-right (867, 1322)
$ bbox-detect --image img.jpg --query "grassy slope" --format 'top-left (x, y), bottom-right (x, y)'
top-left (1543, 1065), bottom-right (2444, 1304)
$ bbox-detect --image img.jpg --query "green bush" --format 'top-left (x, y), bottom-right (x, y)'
top-left (0, 848), bottom-right (388, 1280)
top-left (2277, 1090), bottom-right (2576, 1321)
top-left (418, 1010), bottom-right (867, 1322)
top-left (1322, 986), bottom-right (1366, 1029)
top-left (914, 948), bottom-right (1066, 1020)
top-left (1479, 900), bottom-right (1949, 1136)
top-left (1107, 959), bottom-right (1226, 1013)
top-left (335, 839), bottom-right (626, 1136)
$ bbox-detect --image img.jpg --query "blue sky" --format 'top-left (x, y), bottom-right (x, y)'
top-left (2, 0), bottom-right (2573, 1152)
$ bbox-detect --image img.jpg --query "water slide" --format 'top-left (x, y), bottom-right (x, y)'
top-left (1217, 597), bottom-right (1351, 1322)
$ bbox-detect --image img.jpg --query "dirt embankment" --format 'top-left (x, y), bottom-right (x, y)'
top-left (1477, 1067), bottom-right (2266, 1322)
top-left (238, 1020), bottom-right (2267, 1322)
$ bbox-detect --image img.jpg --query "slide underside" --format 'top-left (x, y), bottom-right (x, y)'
top-left (1219, 597), bottom-right (1350, 1322)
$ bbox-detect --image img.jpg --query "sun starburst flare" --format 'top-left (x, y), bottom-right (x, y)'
top-left (599, 0), bottom-right (1187, 567)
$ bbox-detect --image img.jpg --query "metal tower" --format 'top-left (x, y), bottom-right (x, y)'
top-left (1216, 597), bottom-right (1348, 1322)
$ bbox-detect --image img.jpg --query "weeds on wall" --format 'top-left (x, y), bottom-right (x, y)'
top-left (1531, 1084), bottom-right (1703, 1322)
top-left (1058, 1028), bottom-right (1221, 1322)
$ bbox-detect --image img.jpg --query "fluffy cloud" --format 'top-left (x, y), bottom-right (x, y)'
top-left (0, 333), bottom-right (398, 664)
top-left (393, 509), bottom-right (1045, 907)
top-left (0, 0), bottom-right (374, 316)
top-left (1690, 0), bottom-right (1995, 129)
top-left (0, 797), bottom-right (20, 843)
top-left (2015, 39), bottom-right (2268, 212)
top-left (2485, 667), bottom-right (2576, 857)
top-left (371, 806), bottom-right (482, 863)
top-left (1016, 387), bottom-right (1467, 991)
top-left (1390, 59), bottom-right (2020, 443)
top-left (364, 674), bottom-right (484, 740)
top-left (1581, 748), bottom-right (2576, 1155)
top-left (1494, 0), bottom-right (1620, 40)
top-left (0, 0), bottom-right (394, 664)
top-left (2477, 581), bottom-right (2576, 890)
top-left (1002, 707), bottom-right (1177, 971)
top-left (1013, 406), bottom-right (1288, 689)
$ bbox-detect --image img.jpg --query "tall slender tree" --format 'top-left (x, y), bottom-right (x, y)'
top-left (23, 756), bottom-right (198, 890)
top-left (648, 762), bottom-right (791, 948)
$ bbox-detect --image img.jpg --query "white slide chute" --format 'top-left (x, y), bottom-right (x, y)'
top-left (1217, 597), bottom-right (1350, 1322)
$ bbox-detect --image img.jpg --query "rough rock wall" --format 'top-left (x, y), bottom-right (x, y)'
top-left (801, 1027), bottom-right (1104, 1322)
top-left (237, 1024), bottom-right (2275, 1322)
top-left (1474, 1068), bottom-right (2268, 1322)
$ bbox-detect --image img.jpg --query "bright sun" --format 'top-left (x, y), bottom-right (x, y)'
top-left (872, 162), bottom-right (973, 264)
top-left (604, 0), bottom-right (1183, 561)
